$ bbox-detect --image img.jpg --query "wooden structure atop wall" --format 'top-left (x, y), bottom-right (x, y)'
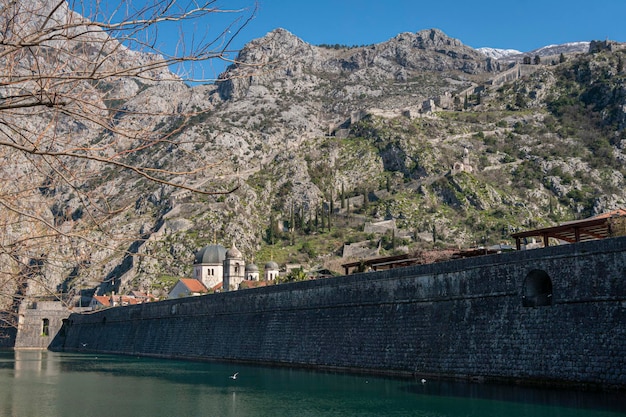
top-left (341, 254), bottom-right (418, 275)
top-left (511, 209), bottom-right (626, 250)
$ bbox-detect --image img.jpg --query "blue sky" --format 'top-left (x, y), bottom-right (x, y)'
top-left (81, 0), bottom-right (626, 80)
top-left (244, 0), bottom-right (625, 50)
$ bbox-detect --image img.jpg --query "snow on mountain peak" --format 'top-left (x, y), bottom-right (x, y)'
top-left (532, 41), bottom-right (590, 55)
top-left (476, 47), bottom-right (522, 59)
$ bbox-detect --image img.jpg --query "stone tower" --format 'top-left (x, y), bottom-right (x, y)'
top-left (223, 244), bottom-right (245, 291)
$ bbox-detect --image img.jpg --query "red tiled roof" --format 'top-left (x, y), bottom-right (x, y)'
top-left (591, 208), bottom-right (626, 219)
top-left (240, 280), bottom-right (269, 289)
top-left (92, 294), bottom-right (151, 307)
top-left (117, 296), bottom-right (139, 305)
top-left (129, 291), bottom-right (157, 301)
top-left (92, 295), bottom-right (111, 306)
top-left (180, 278), bottom-right (208, 293)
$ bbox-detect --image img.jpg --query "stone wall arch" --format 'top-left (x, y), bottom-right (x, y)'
top-left (522, 269), bottom-right (553, 307)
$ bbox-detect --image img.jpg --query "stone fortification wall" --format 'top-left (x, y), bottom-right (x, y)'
top-left (53, 237), bottom-right (626, 389)
top-left (487, 64), bottom-right (540, 88)
top-left (15, 302), bottom-right (81, 349)
top-left (0, 323), bottom-right (17, 348)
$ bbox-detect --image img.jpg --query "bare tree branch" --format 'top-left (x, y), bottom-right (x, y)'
top-left (0, 0), bottom-right (256, 327)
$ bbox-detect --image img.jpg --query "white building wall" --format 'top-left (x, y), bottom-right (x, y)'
top-left (265, 269), bottom-right (279, 281)
top-left (246, 271), bottom-right (260, 281)
top-left (196, 264), bottom-right (223, 289)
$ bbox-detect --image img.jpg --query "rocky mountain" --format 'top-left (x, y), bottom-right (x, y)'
top-left (1, 4), bottom-right (625, 308)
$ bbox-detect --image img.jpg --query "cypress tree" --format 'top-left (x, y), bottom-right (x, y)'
top-left (290, 202), bottom-right (295, 245)
top-left (329, 190), bottom-right (334, 230)
top-left (363, 189), bottom-right (369, 210)
top-left (315, 205), bottom-right (319, 231)
top-left (267, 211), bottom-right (275, 244)
top-left (341, 182), bottom-right (345, 209)
top-left (328, 209), bottom-right (332, 231)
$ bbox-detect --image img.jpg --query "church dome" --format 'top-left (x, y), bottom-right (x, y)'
top-left (265, 261), bottom-right (279, 270)
top-left (194, 244), bottom-right (226, 264)
top-left (245, 263), bottom-right (259, 273)
top-left (226, 244), bottom-right (243, 259)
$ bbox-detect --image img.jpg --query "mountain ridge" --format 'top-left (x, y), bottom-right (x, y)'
top-left (0, 3), bottom-right (625, 308)
top-left (105, 29), bottom-right (626, 296)
top-left (477, 42), bottom-right (591, 60)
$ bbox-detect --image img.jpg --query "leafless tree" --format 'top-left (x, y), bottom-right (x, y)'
top-left (0, 0), bottom-right (256, 332)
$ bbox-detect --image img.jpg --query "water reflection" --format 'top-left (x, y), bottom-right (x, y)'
top-left (1, 350), bottom-right (624, 417)
top-left (13, 350), bottom-right (61, 377)
top-left (402, 380), bottom-right (625, 413)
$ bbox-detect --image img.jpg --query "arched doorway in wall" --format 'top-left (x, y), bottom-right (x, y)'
top-left (522, 269), bottom-right (553, 307)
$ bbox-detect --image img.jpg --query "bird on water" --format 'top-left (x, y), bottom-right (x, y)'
top-left (229, 372), bottom-right (239, 380)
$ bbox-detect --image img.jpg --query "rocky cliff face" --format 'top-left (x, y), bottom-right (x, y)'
top-left (218, 28), bottom-right (497, 105)
top-left (2, 5), bottom-right (625, 305)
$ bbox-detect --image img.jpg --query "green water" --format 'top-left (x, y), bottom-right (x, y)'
top-left (0, 350), bottom-right (624, 417)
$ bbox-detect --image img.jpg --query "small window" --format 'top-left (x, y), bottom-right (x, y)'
top-left (522, 269), bottom-right (553, 307)
top-left (42, 318), bottom-right (50, 336)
